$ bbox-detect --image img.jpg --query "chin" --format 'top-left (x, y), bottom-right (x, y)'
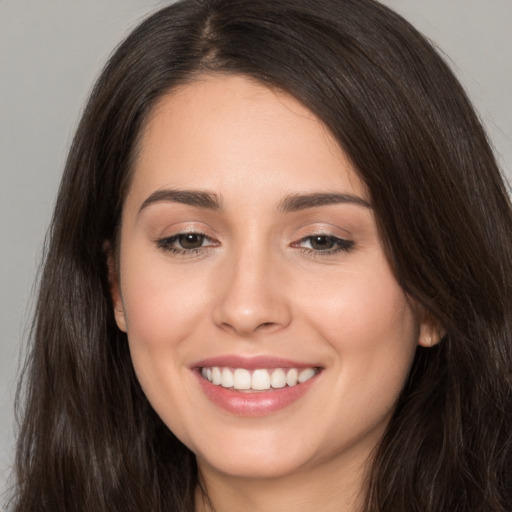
top-left (196, 446), bottom-right (312, 480)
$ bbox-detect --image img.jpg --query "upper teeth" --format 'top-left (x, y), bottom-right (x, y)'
top-left (201, 367), bottom-right (317, 391)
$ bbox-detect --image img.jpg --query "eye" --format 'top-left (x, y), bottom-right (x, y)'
top-left (156, 231), bottom-right (218, 256)
top-left (175, 233), bottom-right (207, 249)
top-left (307, 235), bottom-right (338, 251)
top-left (294, 235), bottom-right (354, 255)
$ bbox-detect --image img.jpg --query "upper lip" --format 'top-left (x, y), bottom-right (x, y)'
top-left (192, 355), bottom-right (321, 370)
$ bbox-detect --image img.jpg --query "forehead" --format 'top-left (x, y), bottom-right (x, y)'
top-left (127, 74), bottom-right (367, 207)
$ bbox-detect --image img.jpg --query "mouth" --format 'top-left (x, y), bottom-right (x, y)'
top-left (200, 366), bottom-right (319, 392)
top-left (193, 357), bottom-right (323, 416)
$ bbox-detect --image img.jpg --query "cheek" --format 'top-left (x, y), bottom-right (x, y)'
top-left (117, 251), bottom-right (213, 407)
top-left (298, 268), bottom-right (418, 442)
top-left (297, 264), bottom-right (419, 396)
top-left (120, 251), bottom-right (209, 343)
top-left (117, 254), bottom-right (209, 438)
top-left (301, 264), bottom-right (417, 341)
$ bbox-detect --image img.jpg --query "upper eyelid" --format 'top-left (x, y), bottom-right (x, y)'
top-left (294, 236), bottom-right (353, 247)
top-left (158, 231), bottom-right (217, 244)
top-left (155, 230), bottom-right (351, 242)
top-left (154, 222), bottom-right (354, 243)
top-left (156, 225), bottom-right (217, 240)
top-left (293, 223), bottom-right (351, 235)
top-left (293, 232), bottom-right (351, 243)
top-left (155, 233), bottom-right (219, 257)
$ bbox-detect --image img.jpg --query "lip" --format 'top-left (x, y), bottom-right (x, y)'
top-left (192, 355), bottom-right (322, 416)
top-left (193, 355), bottom-right (318, 370)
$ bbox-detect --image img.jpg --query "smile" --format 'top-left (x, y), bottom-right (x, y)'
top-left (201, 366), bottom-right (318, 391)
top-left (194, 358), bottom-right (322, 415)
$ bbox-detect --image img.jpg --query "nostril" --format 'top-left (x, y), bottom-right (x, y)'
top-left (256, 322), bottom-right (279, 331)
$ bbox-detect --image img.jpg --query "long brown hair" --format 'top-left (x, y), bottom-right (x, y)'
top-left (11, 1), bottom-right (512, 511)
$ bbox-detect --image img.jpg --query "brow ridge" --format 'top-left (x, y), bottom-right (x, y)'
top-left (139, 189), bottom-right (223, 212)
top-left (278, 192), bottom-right (371, 212)
top-left (139, 189), bottom-right (370, 214)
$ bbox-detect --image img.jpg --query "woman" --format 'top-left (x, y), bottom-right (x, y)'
top-left (11, 0), bottom-right (512, 511)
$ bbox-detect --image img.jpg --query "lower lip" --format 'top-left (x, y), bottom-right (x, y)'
top-left (195, 371), bottom-right (318, 416)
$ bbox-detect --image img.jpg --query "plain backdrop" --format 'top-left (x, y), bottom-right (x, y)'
top-left (1, 0), bottom-right (511, 504)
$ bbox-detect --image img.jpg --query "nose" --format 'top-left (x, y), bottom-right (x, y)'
top-left (212, 247), bottom-right (292, 337)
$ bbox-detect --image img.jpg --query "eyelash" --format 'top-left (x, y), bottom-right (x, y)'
top-left (156, 231), bottom-right (217, 257)
top-left (155, 232), bottom-right (354, 258)
top-left (293, 235), bottom-right (354, 257)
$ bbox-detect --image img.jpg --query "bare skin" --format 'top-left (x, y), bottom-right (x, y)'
top-left (110, 74), bottom-right (437, 512)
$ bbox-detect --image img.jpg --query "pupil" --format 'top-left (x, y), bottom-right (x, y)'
top-left (179, 233), bottom-right (203, 249)
top-left (311, 236), bottom-right (335, 250)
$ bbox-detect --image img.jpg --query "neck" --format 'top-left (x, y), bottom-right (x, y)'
top-left (194, 451), bottom-right (369, 512)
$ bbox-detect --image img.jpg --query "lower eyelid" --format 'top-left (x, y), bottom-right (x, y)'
top-left (299, 244), bottom-right (353, 255)
top-left (155, 231), bottom-right (353, 254)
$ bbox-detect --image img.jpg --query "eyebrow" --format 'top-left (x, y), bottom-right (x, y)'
top-left (138, 188), bottom-right (371, 214)
top-left (278, 192), bottom-right (372, 212)
top-left (139, 189), bottom-right (223, 213)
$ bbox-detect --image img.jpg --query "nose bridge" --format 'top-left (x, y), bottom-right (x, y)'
top-left (213, 234), bottom-right (291, 336)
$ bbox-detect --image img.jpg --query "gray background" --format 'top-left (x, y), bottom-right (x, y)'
top-left (1, 0), bottom-right (511, 505)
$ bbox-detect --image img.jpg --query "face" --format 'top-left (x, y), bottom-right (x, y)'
top-left (112, 75), bottom-right (433, 482)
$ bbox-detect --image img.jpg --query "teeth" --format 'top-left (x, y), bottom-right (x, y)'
top-left (251, 369), bottom-right (271, 390)
top-left (286, 368), bottom-right (298, 386)
top-left (212, 367), bottom-right (222, 385)
top-left (221, 368), bottom-right (234, 388)
top-left (201, 366), bottom-right (318, 391)
top-left (270, 368), bottom-right (286, 389)
top-left (298, 368), bottom-right (316, 383)
top-left (234, 368), bottom-right (251, 390)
